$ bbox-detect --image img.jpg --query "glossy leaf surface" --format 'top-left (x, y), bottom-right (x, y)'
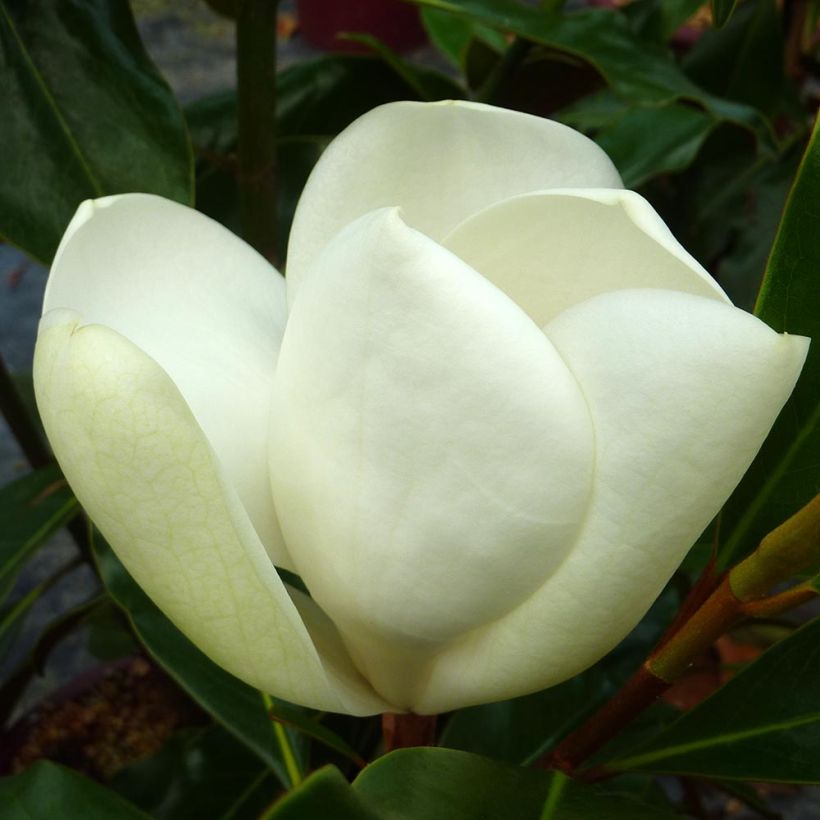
top-left (353, 748), bottom-right (679, 819)
top-left (611, 616), bottom-right (820, 782)
top-left (719, 115), bottom-right (820, 564)
top-left (0, 0), bottom-right (192, 263)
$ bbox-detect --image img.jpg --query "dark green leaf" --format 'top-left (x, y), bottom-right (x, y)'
top-left (441, 672), bottom-right (612, 765)
top-left (0, 595), bottom-right (105, 726)
top-left (187, 52), bottom-right (465, 152)
top-left (264, 766), bottom-right (377, 820)
top-left (719, 116), bottom-right (820, 565)
top-left (0, 559), bottom-right (78, 658)
top-left (0, 465), bottom-right (78, 605)
top-left (684, 0), bottom-right (785, 116)
top-left (560, 92), bottom-right (716, 186)
top-left (421, 6), bottom-right (507, 70)
top-left (112, 725), bottom-right (280, 820)
top-left (0, 760), bottom-right (149, 819)
top-left (91, 533), bottom-right (292, 785)
top-left (712, 0), bottom-right (742, 28)
top-left (353, 748), bottom-right (680, 820)
top-left (267, 698), bottom-right (367, 769)
top-left (277, 55), bottom-right (462, 138)
top-left (610, 616), bottom-right (820, 782)
top-left (0, 0), bottom-right (193, 263)
top-left (92, 535), bottom-right (361, 777)
top-left (339, 33), bottom-right (466, 102)
top-left (623, 0), bottom-right (704, 42)
top-left (410, 0), bottom-right (772, 142)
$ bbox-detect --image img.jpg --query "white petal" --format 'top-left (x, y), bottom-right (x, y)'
top-left (416, 289), bottom-right (808, 713)
top-left (442, 189), bottom-right (729, 326)
top-left (271, 208), bottom-right (594, 709)
top-left (285, 100), bottom-right (622, 300)
top-left (44, 195), bottom-right (291, 568)
top-left (33, 312), bottom-right (390, 716)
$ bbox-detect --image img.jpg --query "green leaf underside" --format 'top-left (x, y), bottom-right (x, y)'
top-left (0, 0), bottom-right (192, 263)
top-left (719, 114), bottom-right (820, 565)
top-left (91, 534), bottom-right (361, 780)
top-left (409, 0), bottom-right (772, 141)
top-left (0, 465), bottom-right (78, 605)
top-left (0, 761), bottom-right (150, 819)
top-left (610, 616), bottom-right (820, 782)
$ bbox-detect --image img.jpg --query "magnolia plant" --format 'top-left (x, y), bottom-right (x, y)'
top-left (32, 101), bottom-right (807, 718)
top-left (5, 0), bottom-right (820, 813)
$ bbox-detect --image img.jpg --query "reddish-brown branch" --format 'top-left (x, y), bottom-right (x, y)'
top-left (547, 664), bottom-right (668, 774)
top-left (382, 713), bottom-right (437, 752)
top-left (538, 491), bottom-right (820, 776)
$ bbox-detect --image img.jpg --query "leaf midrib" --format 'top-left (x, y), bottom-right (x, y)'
top-left (614, 709), bottom-right (820, 770)
top-left (1, 1), bottom-right (103, 196)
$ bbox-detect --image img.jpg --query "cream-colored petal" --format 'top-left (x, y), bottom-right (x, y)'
top-left (271, 209), bottom-right (594, 709)
top-left (442, 189), bottom-right (729, 326)
top-left (285, 100), bottom-right (622, 300)
top-left (33, 311), bottom-right (391, 716)
top-left (416, 289), bottom-right (808, 713)
top-left (44, 195), bottom-right (291, 568)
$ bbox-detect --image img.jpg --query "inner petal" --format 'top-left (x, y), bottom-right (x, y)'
top-left (442, 189), bottom-right (729, 327)
top-left (271, 209), bottom-right (595, 662)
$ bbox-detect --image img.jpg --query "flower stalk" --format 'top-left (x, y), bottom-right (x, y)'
top-left (382, 713), bottom-right (438, 752)
top-left (236, 0), bottom-right (279, 264)
top-left (544, 493), bottom-right (820, 775)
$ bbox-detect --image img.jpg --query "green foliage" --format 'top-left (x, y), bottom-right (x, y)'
top-left (91, 533), bottom-right (299, 786)
top-left (0, 465), bottom-right (78, 604)
top-left (1, 0), bottom-right (819, 816)
top-left (111, 726), bottom-right (280, 820)
top-left (720, 115), bottom-right (820, 565)
top-left (560, 92), bottom-right (716, 186)
top-left (0, 760), bottom-right (149, 819)
top-left (411, 0), bottom-right (772, 137)
top-left (610, 616), bottom-right (820, 782)
top-left (191, 53), bottom-right (464, 261)
top-left (353, 749), bottom-right (680, 819)
top-left (712, 0), bottom-right (742, 28)
top-left (0, 0), bottom-right (193, 263)
top-left (91, 534), bottom-right (362, 778)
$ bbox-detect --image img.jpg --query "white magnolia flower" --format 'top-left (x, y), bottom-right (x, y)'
top-left (34, 101), bottom-right (808, 715)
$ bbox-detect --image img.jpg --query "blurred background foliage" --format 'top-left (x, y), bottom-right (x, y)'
top-left (1, 0), bottom-right (820, 817)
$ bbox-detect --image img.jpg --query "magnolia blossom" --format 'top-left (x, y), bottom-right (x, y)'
top-left (34, 101), bottom-right (807, 715)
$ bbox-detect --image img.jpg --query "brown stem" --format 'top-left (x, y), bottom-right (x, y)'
top-left (547, 664), bottom-right (667, 774)
top-left (741, 581), bottom-right (816, 619)
top-left (654, 555), bottom-right (721, 652)
top-left (541, 494), bottom-right (820, 774)
top-left (382, 713), bottom-right (437, 752)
